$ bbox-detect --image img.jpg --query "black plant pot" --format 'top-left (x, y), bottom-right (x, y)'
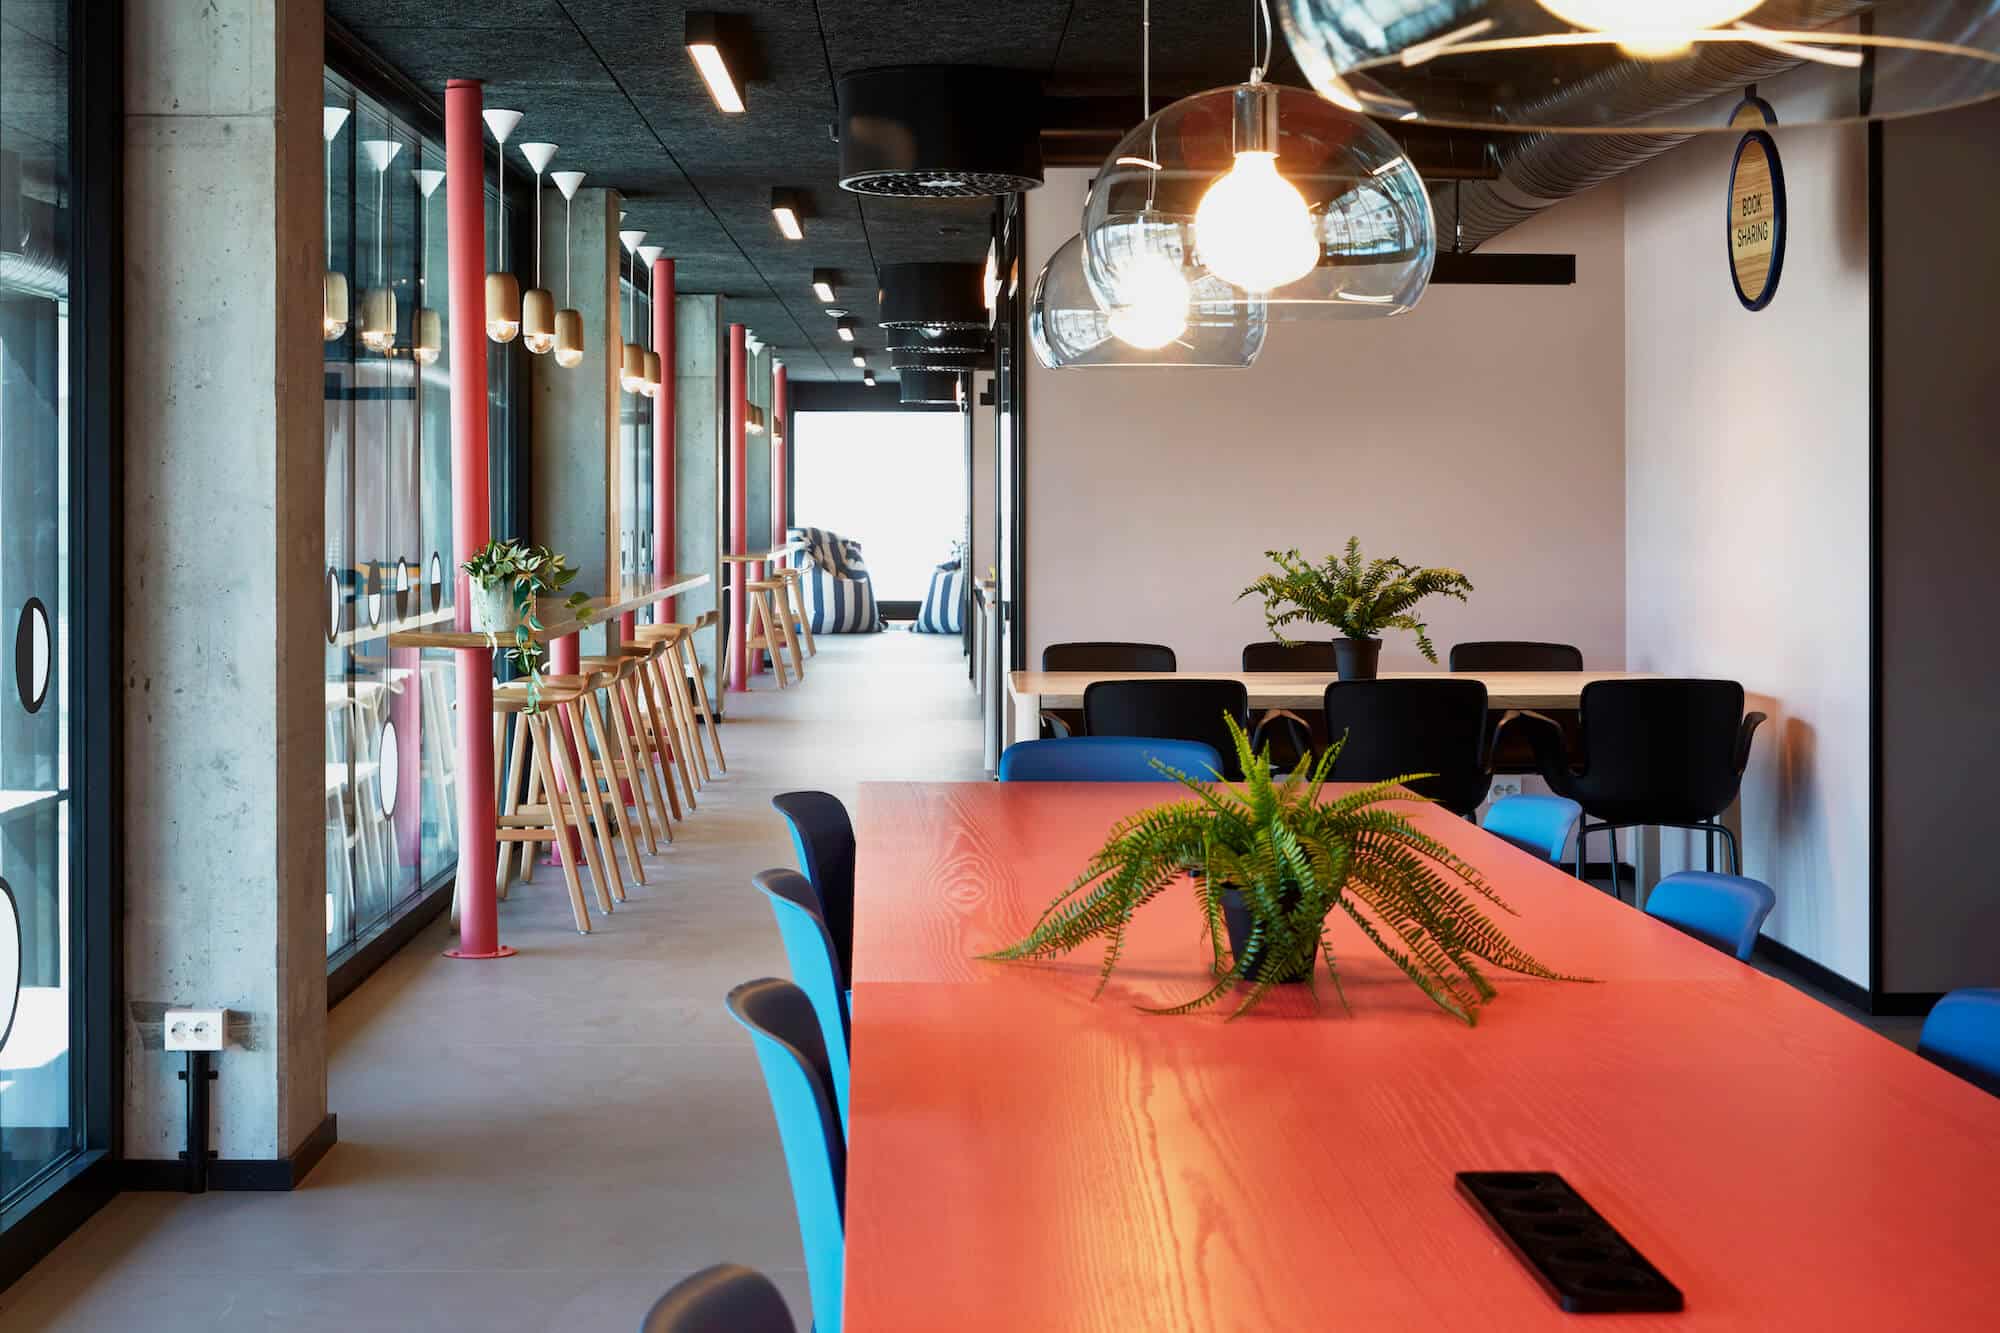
top-left (1219, 885), bottom-right (1315, 984)
top-left (1334, 637), bottom-right (1382, 681)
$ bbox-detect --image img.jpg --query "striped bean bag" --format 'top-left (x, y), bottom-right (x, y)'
top-left (789, 528), bottom-right (881, 634)
top-left (912, 559), bottom-right (965, 634)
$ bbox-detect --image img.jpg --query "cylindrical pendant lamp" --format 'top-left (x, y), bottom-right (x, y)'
top-left (322, 105), bottom-right (352, 342)
top-left (482, 109), bottom-right (524, 342)
top-left (619, 228), bottom-right (648, 394)
top-left (518, 142), bottom-right (558, 353)
top-left (551, 170), bottom-right (587, 368)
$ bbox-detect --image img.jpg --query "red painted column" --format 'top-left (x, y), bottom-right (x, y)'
top-left (771, 363), bottom-right (788, 548)
top-left (444, 79), bottom-right (510, 959)
top-left (653, 258), bottom-right (677, 620)
top-left (728, 323), bottom-right (749, 691)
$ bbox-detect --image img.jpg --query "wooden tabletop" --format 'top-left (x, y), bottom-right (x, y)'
top-left (1009, 669), bottom-right (1659, 712)
top-left (845, 782), bottom-right (2000, 1330)
top-left (720, 542), bottom-right (802, 564)
top-left (386, 571), bottom-right (710, 649)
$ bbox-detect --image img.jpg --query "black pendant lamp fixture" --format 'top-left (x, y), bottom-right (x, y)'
top-left (899, 368), bottom-right (962, 406)
top-left (837, 66), bottom-right (1043, 198)
top-left (877, 262), bottom-right (988, 332)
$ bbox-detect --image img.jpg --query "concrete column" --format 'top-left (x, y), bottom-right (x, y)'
top-left (532, 186), bottom-right (621, 657)
top-left (121, 0), bottom-right (330, 1167)
top-left (675, 294), bottom-right (723, 696)
top-left (771, 362), bottom-right (788, 546)
top-left (744, 342), bottom-right (771, 676)
top-left (727, 323), bottom-right (748, 691)
top-left (652, 258), bottom-right (676, 615)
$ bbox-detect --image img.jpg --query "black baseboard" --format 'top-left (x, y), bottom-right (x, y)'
top-left (1866, 989), bottom-right (1947, 1018)
top-left (1753, 934), bottom-right (1871, 1011)
top-left (121, 1113), bottom-right (338, 1192)
top-left (328, 871), bottom-right (454, 1007)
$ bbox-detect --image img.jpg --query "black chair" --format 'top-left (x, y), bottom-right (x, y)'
top-left (1042, 641), bottom-right (1177, 672)
top-left (1525, 678), bottom-right (1766, 897)
top-left (1449, 641), bottom-right (1584, 775)
top-left (1040, 642), bottom-right (1178, 737)
top-left (1084, 679), bottom-right (1252, 778)
top-left (1448, 641), bottom-right (1584, 672)
top-left (1240, 641), bottom-right (1336, 768)
top-left (642, 1264), bottom-right (795, 1333)
top-left (1320, 680), bottom-right (1493, 817)
top-left (771, 792), bottom-right (854, 981)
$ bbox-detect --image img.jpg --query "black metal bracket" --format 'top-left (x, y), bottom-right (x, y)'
top-left (175, 1050), bottom-right (218, 1194)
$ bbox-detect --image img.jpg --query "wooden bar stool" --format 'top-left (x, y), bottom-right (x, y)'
top-left (628, 627), bottom-right (706, 802)
top-left (617, 634), bottom-right (699, 812)
top-left (488, 675), bottom-right (616, 934)
top-left (776, 566), bottom-right (816, 658)
top-left (689, 611), bottom-right (727, 771)
top-left (745, 579), bottom-right (802, 686)
top-left (576, 653), bottom-right (673, 862)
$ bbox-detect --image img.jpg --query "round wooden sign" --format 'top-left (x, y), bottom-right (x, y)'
top-left (1727, 115), bottom-right (1787, 311)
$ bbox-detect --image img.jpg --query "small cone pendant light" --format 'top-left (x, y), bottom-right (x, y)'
top-left (359, 137), bottom-right (403, 353)
top-left (518, 142), bottom-right (558, 354)
top-left (413, 166), bottom-right (445, 366)
top-left (637, 244), bottom-right (664, 398)
top-left (550, 169), bottom-right (587, 368)
top-left (618, 228), bottom-right (647, 395)
top-left (482, 109), bottom-right (524, 343)
top-left (322, 106), bottom-right (352, 342)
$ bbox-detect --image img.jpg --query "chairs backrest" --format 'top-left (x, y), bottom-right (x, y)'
top-left (641, 1264), bottom-right (795, 1333)
top-left (1083, 679), bottom-right (1251, 777)
top-left (1483, 794), bottom-right (1582, 862)
top-left (999, 736), bottom-right (1222, 783)
top-left (752, 869), bottom-right (850, 1132)
top-left (725, 979), bottom-right (845, 1333)
top-left (770, 791), bottom-right (855, 982)
top-left (1320, 679), bottom-right (1493, 817)
top-left (1041, 641), bottom-right (1177, 672)
top-left (1642, 871), bottom-right (1775, 960)
top-left (1918, 988), bottom-right (2000, 1097)
top-left (1241, 640), bottom-right (1340, 671)
top-left (1570, 680), bottom-right (1762, 823)
top-left (1449, 641), bottom-right (1584, 672)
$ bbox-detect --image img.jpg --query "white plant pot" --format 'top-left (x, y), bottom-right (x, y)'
top-left (469, 581), bottom-right (518, 635)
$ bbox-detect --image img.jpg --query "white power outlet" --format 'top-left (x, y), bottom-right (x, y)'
top-left (1488, 778), bottom-right (1524, 803)
top-left (165, 1008), bottom-right (228, 1052)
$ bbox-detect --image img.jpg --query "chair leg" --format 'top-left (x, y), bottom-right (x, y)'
top-left (605, 678), bottom-right (666, 855)
top-left (551, 703), bottom-right (620, 913)
top-left (660, 648), bottom-right (710, 787)
top-left (636, 657), bottom-right (693, 818)
top-left (528, 714), bottom-right (592, 934)
top-left (1718, 820), bottom-right (1741, 875)
top-left (1574, 822), bottom-right (1589, 882)
top-left (1606, 825), bottom-right (1621, 902)
top-left (585, 687), bottom-right (651, 886)
top-left (497, 710), bottom-right (531, 897)
top-left (683, 639), bottom-right (726, 771)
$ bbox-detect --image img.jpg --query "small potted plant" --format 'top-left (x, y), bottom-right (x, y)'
top-left (1241, 539), bottom-right (1473, 680)
top-left (986, 718), bottom-right (1574, 1021)
top-left (462, 540), bottom-right (593, 709)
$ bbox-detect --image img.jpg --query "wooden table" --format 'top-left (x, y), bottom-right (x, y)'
top-left (1007, 670), bottom-right (1659, 745)
top-left (385, 571), bottom-right (710, 649)
top-left (846, 782), bottom-right (2000, 1330)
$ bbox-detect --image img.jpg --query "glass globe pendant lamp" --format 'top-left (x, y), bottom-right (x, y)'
top-left (637, 244), bottom-right (665, 398)
top-left (618, 229), bottom-right (648, 396)
top-left (550, 170), bottom-right (587, 368)
top-left (413, 166), bottom-right (445, 366)
top-left (518, 142), bottom-right (559, 354)
top-left (358, 137), bottom-right (402, 354)
top-left (482, 109), bottom-right (523, 343)
top-left (321, 105), bottom-right (351, 342)
top-left (1275, 0), bottom-right (2000, 134)
top-left (1029, 232), bottom-right (1265, 370)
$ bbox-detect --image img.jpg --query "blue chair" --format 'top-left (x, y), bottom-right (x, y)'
top-left (642, 1263), bottom-right (795, 1333)
top-left (998, 736), bottom-right (1222, 783)
top-left (753, 869), bottom-right (850, 1132)
top-left (1483, 794), bottom-right (1582, 863)
top-left (1918, 988), bottom-right (2000, 1097)
top-left (1642, 871), bottom-right (1776, 960)
top-left (726, 979), bottom-right (845, 1333)
top-left (771, 792), bottom-right (854, 982)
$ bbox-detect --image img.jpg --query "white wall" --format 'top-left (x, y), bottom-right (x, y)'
top-left (1024, 167), bottom-right (1628, 673)
top-left (1624, 125), bottom-right (1871, 985)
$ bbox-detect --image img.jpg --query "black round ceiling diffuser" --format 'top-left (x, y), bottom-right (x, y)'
top-left (889, 325), bottom-right (989, 356)
top-left (877, 262), bottom-right (986, 331)
top-left (899, 369), bottom-right (963, 406)
top-left (890, 345), bottom-right (984, 373)
top-left (838, 66), bottom-right (1043, 198)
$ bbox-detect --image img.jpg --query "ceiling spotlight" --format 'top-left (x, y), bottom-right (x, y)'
top-left (835, 315), bottom-right (858, 342)
top-left (812, 267), bottom-right (838, 303)
top-left (851, 351), bottom-right (867, 367)
top-left (863, 370), bottom-right (877, 387)
top-left (685, 12), bottom-right (746, 114)
top-left (770, 188), bottom-right (804, 240)
top-left (824, 307), bottom-right (848, 318)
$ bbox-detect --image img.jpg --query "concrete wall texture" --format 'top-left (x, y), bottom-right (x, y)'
top-left (122, 0), bottom-right (329, 1161)
top-left (675, 294), bottom-right (723, 688)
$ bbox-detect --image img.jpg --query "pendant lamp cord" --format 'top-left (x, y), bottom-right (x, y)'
top-left (564, 194), bottom-right (573, 304)
top-left (533, 166), bottom-right (543, 287)
top-left (1142, 0), bottom-right (1150, 118)
top-left (497, 146), bottom-right (504, 271)
top-left (1249, 0), bottom-right (1272, 84)
top-left (374, 155), bottom-right (386, 284)
top-left (325, 137), bottom-right (334, 266)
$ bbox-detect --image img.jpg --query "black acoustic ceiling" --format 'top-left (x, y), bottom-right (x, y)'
top-left (325, 2), bottom-right (1337, 382)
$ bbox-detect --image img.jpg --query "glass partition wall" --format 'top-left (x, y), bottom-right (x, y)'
top-left (322, 70), bottom-right (516, 970)
top-left (620, 272), bottom-right (654, 591)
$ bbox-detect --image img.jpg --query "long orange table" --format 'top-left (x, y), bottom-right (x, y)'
top-left (846, 782), bottom-right (2000, 1330)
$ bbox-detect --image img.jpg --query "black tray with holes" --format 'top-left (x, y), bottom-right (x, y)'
top-left (1457, 1171), bottom-right (1684, 1314)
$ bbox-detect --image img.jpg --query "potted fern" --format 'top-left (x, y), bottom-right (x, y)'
top-left (987, 717), bottom-right (1573, 1021)
top-left (462, 540), bottom-right (593, 710)
top-left (1241, 539), bottom-right (1473, 680)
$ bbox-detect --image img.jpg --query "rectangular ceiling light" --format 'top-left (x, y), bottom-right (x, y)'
top-left (812, 268), bottom-right (837, 303)
top-left (685, 13), bottom-right (745, 114)
top-left (835, 315), bottom-right (858, 342)
top-left (851, 352), bottom-right (866, 367)
top-left (862, 370), bottom-right (877, 386)
top-left (771, 188), bottom-right (804, 241)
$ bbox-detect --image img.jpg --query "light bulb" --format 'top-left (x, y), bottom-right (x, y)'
top-left (486, 272), bottom-right (521, 344)
top-left (1104, 252), bottom-right (1188, 350)
top-left (1195, 151), bottom-right (1318, 292)
top-left (1537, 0), bottom-right (1761, 58)
top-left (522, 287), bottom-right (556, 354)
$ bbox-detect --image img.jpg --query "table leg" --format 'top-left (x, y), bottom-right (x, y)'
top-left (1009, 691), bottom-right (1040, 748)
top-left (446, 646), bottom-right (513, 959)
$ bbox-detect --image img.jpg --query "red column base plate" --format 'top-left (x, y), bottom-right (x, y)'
top-left (444, 945), bottom-right (520, 960)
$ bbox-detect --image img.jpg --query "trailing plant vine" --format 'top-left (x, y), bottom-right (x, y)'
top-left (463, 540), bottom-right (593, 711)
